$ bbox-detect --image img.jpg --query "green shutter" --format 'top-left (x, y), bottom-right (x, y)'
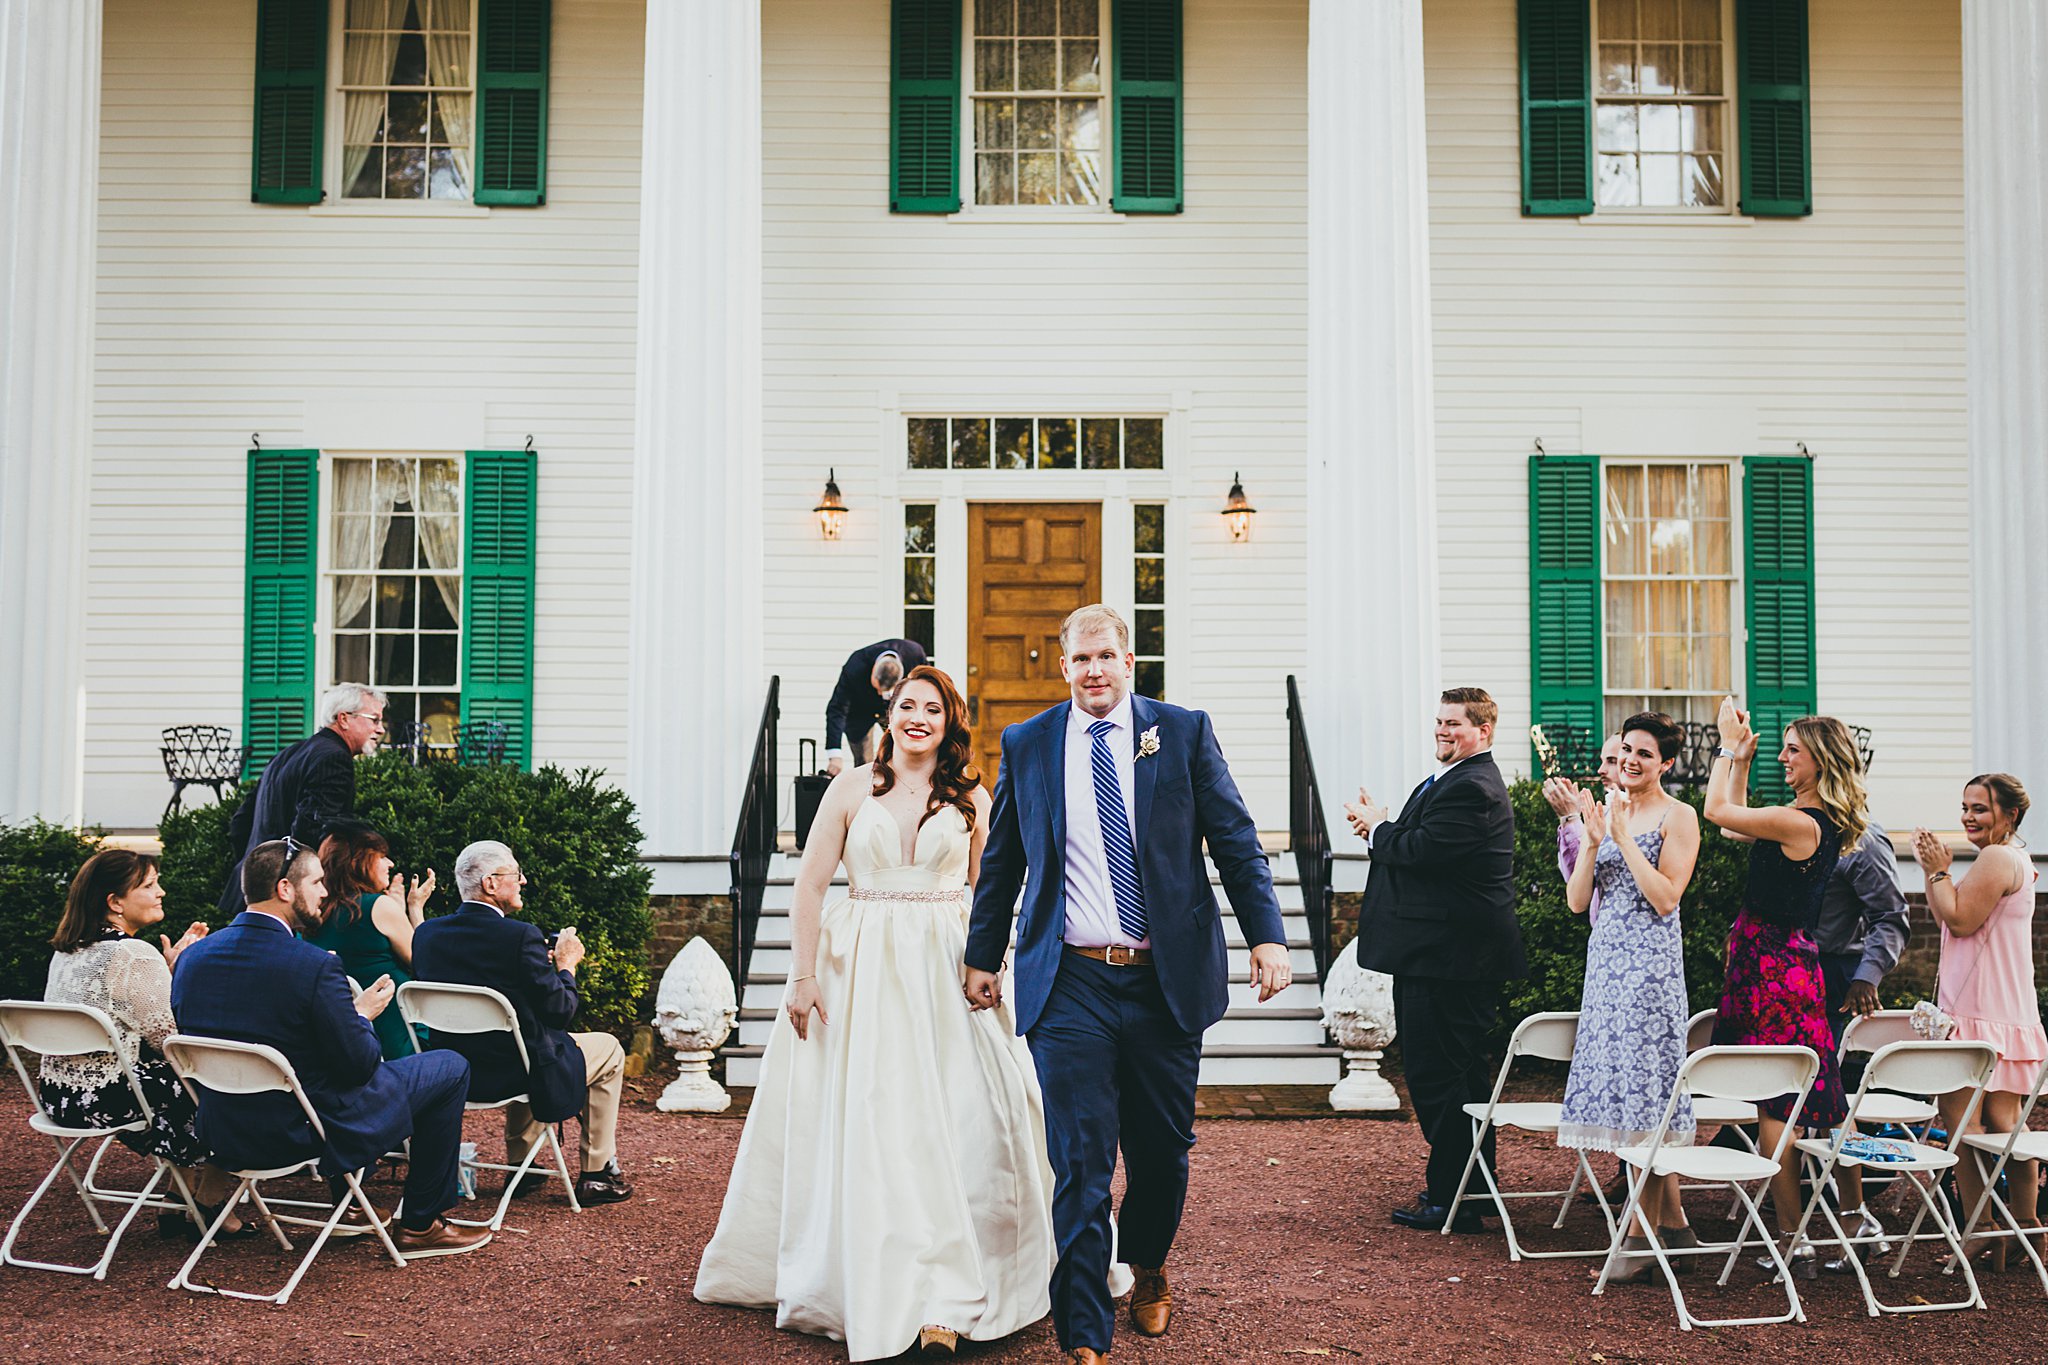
top-left (1736, 0), bottom-right (1811, 217)
top-left (252, 0), bottom-right (327, 205)
top-left (890, 0), bottom-right (961, 213)
top-left (462, 450), bottom-right (538, 768)
top-left (1529, 456), bottom-right (1604, 772)
top-left (1743, 456), bottom-right (1817, 802)
top-left (1112, 0), bottom-right (1182, 214)
top-left (243, 450), bottom-right (319, 776)
top-left (1520, 0), bottom-right (1593, 216)
top-left (475, 0), bottom-right (550, 206)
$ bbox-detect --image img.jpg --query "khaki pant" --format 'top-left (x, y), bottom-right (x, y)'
top-left (505, 1031), bottom-right (625, 1174)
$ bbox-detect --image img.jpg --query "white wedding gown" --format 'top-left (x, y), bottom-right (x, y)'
top-left (693, 798), bottom-right (1056, 1361)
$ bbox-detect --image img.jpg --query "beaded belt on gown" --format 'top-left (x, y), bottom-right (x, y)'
top-left (848, 886), bottom-right (967, 902)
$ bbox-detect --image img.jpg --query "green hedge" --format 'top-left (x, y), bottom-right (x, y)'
top-left (159, 756), bottom-right (653, 1034)
top-left (1502, 779), bottom-right (1749, 1035)
top-left (0, 820), bottom-right (103, 1003)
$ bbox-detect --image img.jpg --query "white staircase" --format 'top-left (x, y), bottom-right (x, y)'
top-left (722, 851), bottom-right (1339, 1088)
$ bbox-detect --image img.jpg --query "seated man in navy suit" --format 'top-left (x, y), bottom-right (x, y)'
top-left (170, 839), bottom-right (489, 1258)
top-left (410, 840), bottom-right (632, 1207)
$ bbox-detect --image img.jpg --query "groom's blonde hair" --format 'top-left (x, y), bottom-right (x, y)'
top-left (1059, 604), bottom-right (1131, 654)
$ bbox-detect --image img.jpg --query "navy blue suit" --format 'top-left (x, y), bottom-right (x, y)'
top-left (170, 912), bottom-right (470, 1221)
top-left (410, 903), bottom-right (587, 1123)
top-left (967, 695), bottom-right (1284, 1353)
top-left (217, 728), bottom-right (355, 916)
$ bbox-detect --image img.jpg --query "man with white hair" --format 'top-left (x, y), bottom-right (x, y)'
top-left (217, 682), bottom-right (387, 915)
top-left (410, 840), bottom-right (633, 1207)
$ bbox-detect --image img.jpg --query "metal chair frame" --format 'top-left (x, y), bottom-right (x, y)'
top-left (159, 724), bottom-right (244, 820)
top-left (1949, 1052), bottom-right (2048, 1297)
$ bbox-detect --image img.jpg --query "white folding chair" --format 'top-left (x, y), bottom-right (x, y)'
top-left (1442, 1011), bottom-right (1618, 1260)
top-left (1834, 1011), bottom-right (1943, 1134)
top-left (1597, 1045), bottom-right (1820, 1331)
top-left (162, 1033), bottom-right (407, 1305)
top-left (0, 1001), bottom-right (205, 1279)
top-left (1790, 1039), bottom-right (1999, 1317)
top-left (1679, 1010), bottom-right (1763, 1218)
top-left (1952, 1052), bottom-right (2048, 1296)
top-left (396, 982), bottom-right (580, 1231)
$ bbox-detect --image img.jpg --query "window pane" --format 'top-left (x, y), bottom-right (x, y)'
top-left (381, 690), bottom-right (418, 735)
top-left (1082, 418), bottom-right (1119, 469)
top-left (909, 417), bottom-right (948, 469)
top-left (1684, 154), bottom-right (1724, 208)
top-left (976, 40), bottom-right (1014, 92)
top-left (1018, 99), bottom-right (1057, 149)
top-left (1640, 0), bottom-right (1680, 41)
top-left (1134, 557), bottom-right (1164, 605)
top-left (1640, 153), bottom-right (1681, 206)
top-left (1599, 0), bottom-right (1636, 39)
top-left (375, 632), bottom-right (415, 687)
top-left (1640, 103), bottom-right (1680, 154)
top-left (1680, 103), bottom-right (1721, 153)
top-left (376, 575), bottom-right (416, 630)
top-left (1135, 608), bottom-right (1165, 657)
top-left (906, 607), bottom-right (936, 659)
top-left (1681, 0), bottom-right (1719, 40)
top-left (1639, 44), bottom-right (1678, 95)
top-left (1060, 0), bottom-right (1098, 36)
top-left (1598, 153), bottom-right (1640, 207)
top-left (385, 145), bottom-right (427, 199)
top-left (418, 632), bottom-right (458, 687)
top-left (976, 97), bottom-right (1017, 150)
top-left (1037, 417), bottom-right (1078, 469)
top-left (1599, 44), bottom-right (1637, 95)
top-left (1134, 504), bottom-right (1165, 554)
top-left (389, 91), bottom-right (428, 142)
top-left (428, 148), bottom-right (466, 200)
top-left (1597, 103), bottom-right (1638, 152)
top-left (1061, 100), bottom-right (1100, 152)
top-left (348, 146), bottom-right (384, 199)
top-left (1123, 418), bottom-right (1163, 469)
top-left (1062, 40), bottom-right (1100, 92)
top-left (420, 577), bottom-right (459, 630)
top-left (379, 516), bottom-right (416, 569)
top-left (977, 0), bottom-right (1015, 33)
top-left (995, 419), bottom-right (1032, 469)
top-left (1135, 659), bottom-right (1164, 700)
top-left (1682, 43), bottom-right (1722, 96)
top-left (905, 556), bottom-right (935, 606)
top-left (1060, 152), bottom-right (1101, 206)
top-left (905, 504), bottom-right (936, 554)
top-left (976, 152), bottom-right (1016, 205)
top-left (1018, 152), bottom-right (1059, 203)
top-left (1017, 0), bottom-right (1055, 36)
top-left (335, 632), bottom-right (370, 684)
top-left (392, 27), bottom-right (428, 86)
top-left (951, 418), bottom-right (992, 468)
top-left (336, 576), bottom-right (373, 630)
top-left (1018, 40), bottom-right (1057, 91)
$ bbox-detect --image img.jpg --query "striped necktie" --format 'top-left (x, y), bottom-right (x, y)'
top-left (1088, 718), bottom-right (1148, 941)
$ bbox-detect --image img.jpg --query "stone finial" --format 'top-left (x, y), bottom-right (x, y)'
top-left (1319, 946), bottom-right (1400, 1112)
top-left (654, 936), bottom-right (739, 1113)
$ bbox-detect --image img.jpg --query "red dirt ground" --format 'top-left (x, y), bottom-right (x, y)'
top-left (1, 1075), bottom-right (2043, 1364)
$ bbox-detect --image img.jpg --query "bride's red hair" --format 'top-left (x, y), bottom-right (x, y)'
top-left (871, 665), bottom-right (981, 834)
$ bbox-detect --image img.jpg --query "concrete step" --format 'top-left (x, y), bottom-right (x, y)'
top-left (723, 1041), bottom-right (1341, 1089)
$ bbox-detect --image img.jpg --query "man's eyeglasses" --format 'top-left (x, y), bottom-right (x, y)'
top-left (484, 868), bottom-right (526, 886)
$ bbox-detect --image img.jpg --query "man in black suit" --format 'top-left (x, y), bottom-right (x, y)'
top-left (410, 840), bottom-right (633, 1207)
top-left (217, 682), bottom-right (386, 915)
top-left (822, 637), bottom-right (929, 775)
top-left (1347, 687), bottom-right (1524, 1232)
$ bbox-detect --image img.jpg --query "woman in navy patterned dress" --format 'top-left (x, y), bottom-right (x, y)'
top-left (1558, 712), bottom-right (1702, 1280)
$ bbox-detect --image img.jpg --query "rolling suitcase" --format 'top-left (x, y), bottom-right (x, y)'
top-left (793, 738), bottom-right (830, 851)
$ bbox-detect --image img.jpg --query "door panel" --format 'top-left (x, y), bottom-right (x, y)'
top-left (967, 502), bottom-right (1101, 787)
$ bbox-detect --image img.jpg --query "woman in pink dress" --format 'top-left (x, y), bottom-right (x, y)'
top-left (1913, 772), bottom-right (2046, 1259)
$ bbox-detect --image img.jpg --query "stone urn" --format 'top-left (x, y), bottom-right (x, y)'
top-left (1319, 948), bottom-right (1400, 1113)
top-left (654, 936), bottom-right (739, 1113)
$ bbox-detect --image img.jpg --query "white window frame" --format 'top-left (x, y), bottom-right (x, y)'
top-left (1598, 457), bottom-right (1742, 730)
top-left (960, 0), bottom-right (1113, 216)
top-left (322, 0), bottom-right (485, 211)
top-left (1590, 0), bottom-right (1738, 216)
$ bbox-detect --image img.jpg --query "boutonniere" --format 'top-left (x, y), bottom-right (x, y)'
top-left (1136, 726), bottom-right (1161, 760)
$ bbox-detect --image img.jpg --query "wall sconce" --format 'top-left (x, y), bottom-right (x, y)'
top-left (1220, 472), bottom-right (1257, 543)
top-left (813, 469), bottom-right (848, 541)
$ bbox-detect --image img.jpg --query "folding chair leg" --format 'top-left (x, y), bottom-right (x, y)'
top-left (1439, 1117), bottom-right (1489, 1239)
top-left (546, 1123), bottom-right (582, 1215)
top-left (55, 1136), bottom-right (109, 1234)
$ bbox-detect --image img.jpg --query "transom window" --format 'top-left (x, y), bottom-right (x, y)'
top-left (339, 0), bottom-right (475, 201)
top-left (1133, 504), bottom-right (1165, 698)
top-left (1602, 461), bottom-right (1734, 731)
top-left (906, 416), bottom-right (1163, 470)
top-left (904, 504), bottom-right (937, 659)
top-left (1594, 0), bottom-right (1729, 210)
top-left (330, 457), bottom-right (463, 738)
top-left (971, 0), bottom-right (1104, 207)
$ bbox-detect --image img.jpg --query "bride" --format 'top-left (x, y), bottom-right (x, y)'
top-left (694, 664), bottom-right (1056, 1360)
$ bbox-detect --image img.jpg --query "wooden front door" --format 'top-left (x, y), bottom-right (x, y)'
top-left (967, 502), bottom-right (1102, 786)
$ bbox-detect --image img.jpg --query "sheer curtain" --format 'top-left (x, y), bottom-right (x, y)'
top-left (333, 459), bottom-right (402, 629)
top-left (416, 458), bottom-right (464, 625)
top-left (427, 26), bottom-right (474, 192)
top-left (342, 1), bottom-right (404, 193)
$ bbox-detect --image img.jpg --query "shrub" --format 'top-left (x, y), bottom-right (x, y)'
top-left (0, 820), bottom-right (102, 1001)
top-left (158, 756), bottom-right (653, 1034)
top-left (1501, 779), bottom-right (1749, 1038)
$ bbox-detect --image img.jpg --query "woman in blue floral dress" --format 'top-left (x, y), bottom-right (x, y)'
top-left (1558, 711), bottom-right (1702, 1280)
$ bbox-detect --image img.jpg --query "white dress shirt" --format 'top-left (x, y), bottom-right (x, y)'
top-left (1062, 694), bottom-right (1149, 949)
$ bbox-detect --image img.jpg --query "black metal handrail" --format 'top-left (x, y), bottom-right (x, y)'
top-left (729, 677), bottom-right (780, 989)
top-left (1285, 675), bottom-right (1335, 981)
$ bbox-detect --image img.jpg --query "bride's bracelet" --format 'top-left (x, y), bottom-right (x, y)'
top-left (790, 974), bottom-right (817, 984)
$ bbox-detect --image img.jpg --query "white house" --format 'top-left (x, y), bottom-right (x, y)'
top-left (3, 1), bottom-right (2045, 1079)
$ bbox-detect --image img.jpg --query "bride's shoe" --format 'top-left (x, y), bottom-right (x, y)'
top-left (917, 1326), bottom-right (958, 1358)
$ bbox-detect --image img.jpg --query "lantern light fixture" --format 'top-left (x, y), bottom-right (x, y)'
top-left (1220, 472), bottom-right (1257, 543)
top-left (813, 469), bottom-right (848, 541)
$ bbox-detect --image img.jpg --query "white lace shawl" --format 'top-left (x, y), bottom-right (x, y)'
top-left (38, 938), bottom-right (176, 1093)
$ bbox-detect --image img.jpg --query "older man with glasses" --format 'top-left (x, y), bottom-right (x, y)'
top-left (218, 682), bottom-right (388, 916)
top-left (410, 840), bottom-right (633, 1207)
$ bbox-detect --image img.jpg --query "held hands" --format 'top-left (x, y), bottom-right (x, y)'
top-left (1911, 827), bottom-right (1952, 875)
top-left (355, 973), bottom-right (395, 1021)
top-left (1542, 776), bottom-right (1583, 820)
top-left (786, 976), bottom-right (828, 1040)
top-left (1344, 787), bottom-right (1386, 839)
top-left (161, 921), bottom-right (207, 969)
top-left (1247, 942), bottom-right (1293, 1003)
top-left (963, 967), bottom-right (1003, 1012)
top-left (551, 925), bottom-right (586, 974)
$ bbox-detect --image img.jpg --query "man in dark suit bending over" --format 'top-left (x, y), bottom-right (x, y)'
top-left (1347, 687), bottom-right (1524, 1233)
top-left (822, 637), bottom-right (929, 775)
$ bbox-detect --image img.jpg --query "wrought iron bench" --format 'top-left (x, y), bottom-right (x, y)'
top-left (159, 726), bottom-right (243, 820)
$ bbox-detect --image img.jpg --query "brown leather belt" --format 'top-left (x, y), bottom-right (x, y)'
top-left (1065, 943), bottom-right (1154, 968)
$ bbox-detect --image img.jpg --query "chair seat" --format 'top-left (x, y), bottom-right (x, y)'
top-left (1617, 1142), bottom-right (1779, 1183)
top-left (465, 1093), bottom-right (533, 1112)
top-left (1961, 1130), bottom-right (2048, 1163)
top-left (1463, 1100), bottom-right (1563, 1132)
top-left (1690, 1097), bottom-right (1759, 1125)
top-left (1850, 1092), bottom-right (1940, 1126)
top-left (1794, 1135), bottom-right (1958, 1172)
top-left (28, 1113), bottom-right (147, 1139)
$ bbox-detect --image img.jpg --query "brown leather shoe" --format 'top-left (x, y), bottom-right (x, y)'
top-left (330, 1198), bottom-right (399, 1237)
top-left (394, 1217), bottom-right (493, 1259)
top-left (1129, 1264), bottom-right (1171, 1337)
top-left (1064, 1351), bottom-right (1108, 1364)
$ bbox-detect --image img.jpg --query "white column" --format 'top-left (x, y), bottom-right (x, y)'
top-left (1306, 0), bottom-right (1441, 807)
top-left (0, 2), bottom-right (100, 823)
top-left (1964, 3), bottom-right (2048, 787)
top-left (627, 1), bottom-right (764, 856)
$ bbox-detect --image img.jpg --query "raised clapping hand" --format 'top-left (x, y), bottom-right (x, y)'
top-left (354, 973), bottom-right (395, 1021)
top-left (551, 925), bottom-right (586, 974)
top-left (1542, 776), bottom-right (1583, 819)
top-left (1606, 789), bottom-right (1633, 840)
top-left (1343, 787), bottom-right (1386, 839)
top-left (1910, 827), bottom-right (1952, 875)
top-left (160, 921), bottom-right (207, 969)
top-left (1578, 788), bottom-right (1609, 846)
top-left (1716, 695), bottom-right (1759, 760)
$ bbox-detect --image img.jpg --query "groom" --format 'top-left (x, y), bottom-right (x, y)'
top-left (966, 604), bottom-right (1290, 1365)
